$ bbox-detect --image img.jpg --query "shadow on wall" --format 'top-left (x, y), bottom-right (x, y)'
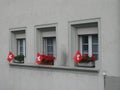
top-left (62, 45), bottom-right (67, 66)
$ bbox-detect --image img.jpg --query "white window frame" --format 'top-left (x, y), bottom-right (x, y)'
top-left (80, 34), bottom-right (98, 58)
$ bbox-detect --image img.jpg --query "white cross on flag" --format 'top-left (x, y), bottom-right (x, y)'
top-left (73, 51), bottom-right (83, 64)
top-left (36, 52), bottom-right (43, 65)
top-left (7, 52), bottom-right (15, 62)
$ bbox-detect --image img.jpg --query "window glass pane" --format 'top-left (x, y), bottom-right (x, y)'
top-left (82, 45), bottom-right (88, 51)
top-left (92, 45), bottom-right (98, 52)
top-left (92, 34), bottom-right (98, 60)
top-left (47, 38), bottom-right (53, 55)
top-left (48, 52), bottom-right (53, 55)
top-left (17, 39), bottom-right (25, 56)
top-left (82, 35), bottom-right (88, 44)
top-left (81, 35), bottom-right (88, 54)
top-left (47, 38), bottom-right (53, 45)
top-left (47, 46), bottom-right (53, 53)
top-left (92, 35), bottom-right (98, 44)
top-left (20, 40), bottom-right (23, 54)
top-left (82, 45), bottom-right (88, 54)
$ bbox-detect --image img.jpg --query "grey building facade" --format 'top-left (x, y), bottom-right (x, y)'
top-left (0, 0), bottom-right (120, 90)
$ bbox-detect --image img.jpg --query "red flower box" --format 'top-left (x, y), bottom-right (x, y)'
top-left (80, 54), bottom-right (96, 63)
top-left (40, 54), bottom-right (55, 65)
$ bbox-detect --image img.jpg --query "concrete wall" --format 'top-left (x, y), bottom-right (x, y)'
top-left (0, 0), bottom-right (120, 90)
top-left (105, 76), bottom-right (120, 90)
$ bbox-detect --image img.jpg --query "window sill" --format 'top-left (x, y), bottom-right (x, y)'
top-left (9, 63), bottom-right (99, 73)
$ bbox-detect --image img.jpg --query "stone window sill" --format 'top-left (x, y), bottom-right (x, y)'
top-left (9, 63), bottom-right (99, 73)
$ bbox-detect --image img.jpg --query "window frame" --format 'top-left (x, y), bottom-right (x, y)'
top-left (68, 18), bottom-right (101, 69)
top-left (79, 34), bottom-right (98, 60)
top-left (43, 37), bottom-right (56, 56)
top-left (9, 27), bottom-right (26, 63)
top-left (34, 23), bottom-right (57, 65)
top-left (17, 38), bottom-right (26, 56)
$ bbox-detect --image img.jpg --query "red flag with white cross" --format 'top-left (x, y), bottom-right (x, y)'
top-left (73, 51), bottom-right (83, 64)
top-left (36, 52), bottom-right (43, 65)
top-left (7, 52), bottom-right (15, 62)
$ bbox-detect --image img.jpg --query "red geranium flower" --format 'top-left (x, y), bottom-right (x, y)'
top-left (83, 54), bottom-right (89, 61)
top-left (47, 55), bottom-right (55, 61)
top-left (91, 54), bottom-right (96, 61)
top-left (41, 54), bottom-right (46, 60)
top-left (84, 54), bottom-right (88, 57)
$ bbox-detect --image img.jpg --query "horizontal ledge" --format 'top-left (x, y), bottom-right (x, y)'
top-left (9, 63), bottom-right (99, 73)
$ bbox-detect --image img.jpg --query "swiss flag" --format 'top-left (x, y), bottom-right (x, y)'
top-left (7, 52), bottom-right (15, 62)
top-left (73, 51), bottom-right (83, 64)
top-left (36, 53), bottom-right (43, 65)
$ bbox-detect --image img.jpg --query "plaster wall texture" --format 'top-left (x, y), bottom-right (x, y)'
top-left (0, 0), bottom-right (119, 90)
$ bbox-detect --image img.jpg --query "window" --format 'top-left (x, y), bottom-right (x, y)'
top-left (17, 39), bottom-right (26, 56)
top-left (79, 34), bottom-right (98, 60)
top-left (43, 37), bottom-right (56, 56)
top-left (69, 19), bottom-right (100, 68)
top-left (10, 28), bottom-right (26, 63)
top-left (35, 24), bottom-right (57, 65)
